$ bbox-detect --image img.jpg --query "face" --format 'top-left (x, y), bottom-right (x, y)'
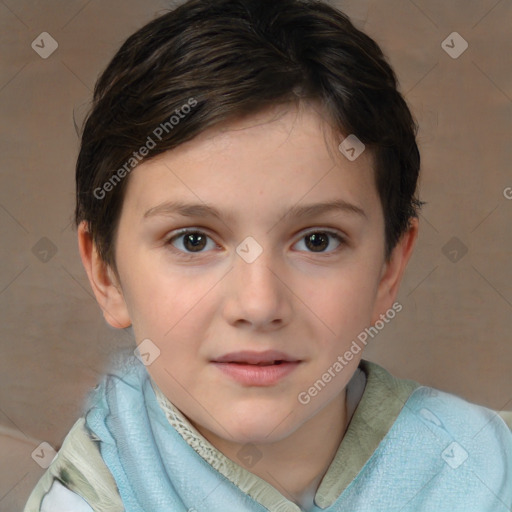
top-left (100, 103), bottom-right (400, 445)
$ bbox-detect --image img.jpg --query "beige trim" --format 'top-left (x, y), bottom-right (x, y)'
top-left (498, 411), bottom-right (512, 431)
top-left (23, 418), bottom-right (123, 512)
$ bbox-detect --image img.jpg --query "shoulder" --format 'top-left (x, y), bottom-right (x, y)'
top-left (404, 386), bottom-right (512, 476)
top-left (23, 417), bottom-right (123, 512)
top-left (361, 361), bottom-right (512, 479)
top-left (361, 360), bottom-right (512, 441)
top-left (338, 382), bottom-right (512, 510)
top-left (408, 386), bottom-right (512, 437)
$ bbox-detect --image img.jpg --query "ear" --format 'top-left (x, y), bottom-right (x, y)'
top-left (371, 217), bottom-right (419, 323)
top-left (77, 221), bottom-right (132, 329)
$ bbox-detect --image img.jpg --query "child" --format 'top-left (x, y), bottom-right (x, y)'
top-left (24, 0), bottom-right (512, 510)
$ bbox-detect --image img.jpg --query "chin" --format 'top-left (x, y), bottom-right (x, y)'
top-left (222, 404), bottom-right (305, 444)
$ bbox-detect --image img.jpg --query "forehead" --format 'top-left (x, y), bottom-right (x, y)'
top-left (121, 103), bottom-right (380, 224)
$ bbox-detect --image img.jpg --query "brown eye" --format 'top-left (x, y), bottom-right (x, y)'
top-left (167, 230), bottom-right (215, 254)
top-left (305, 232), bottom-right (329, 252)
top-left (294, 230), bottom-right (344, 254)
top-left (182, 232), bottom-right (207, 252)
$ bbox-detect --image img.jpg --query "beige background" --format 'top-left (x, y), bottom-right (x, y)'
top-left (1, 0), bottom-right (511, 510)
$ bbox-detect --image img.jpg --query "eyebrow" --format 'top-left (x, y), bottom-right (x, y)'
top-left (143, 199), bottom-right (366, 222)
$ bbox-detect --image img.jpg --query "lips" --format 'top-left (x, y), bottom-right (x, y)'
top-left (211, 350), bottom-right (301, 386)
top-left (212, 350), bottom-right (300, 365)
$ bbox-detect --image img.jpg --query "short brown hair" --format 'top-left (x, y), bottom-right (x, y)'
top-left (75, 0), bottom-right (421, 271)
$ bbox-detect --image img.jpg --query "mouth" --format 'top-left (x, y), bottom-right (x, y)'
top-left (211, 350), bottom-right (301, 386)
top-left (211, 350), bottom-right (300, 365)
top-left (227, 360), bottom-right (288, 366)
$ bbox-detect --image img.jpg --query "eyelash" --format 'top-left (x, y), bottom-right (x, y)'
top-left (165, 228), bottom-right (347, 259)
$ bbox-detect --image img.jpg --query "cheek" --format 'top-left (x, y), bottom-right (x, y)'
top-left (305, 265), bottom-right (381, 331)
top-left (122, 268), bottom-right (205, 342)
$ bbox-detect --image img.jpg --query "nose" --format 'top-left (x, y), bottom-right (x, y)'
top-left (222, 244), bottom-right (292, 330)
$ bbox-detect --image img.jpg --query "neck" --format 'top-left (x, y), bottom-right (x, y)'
top-left (194, 389), bottom-right (347, 509)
